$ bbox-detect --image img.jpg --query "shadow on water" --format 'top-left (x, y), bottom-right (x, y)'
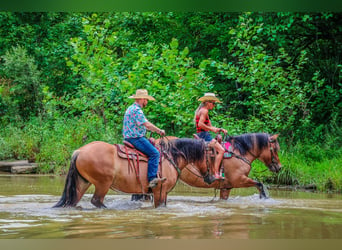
top-left (0, 175), bottom-right (342, 239)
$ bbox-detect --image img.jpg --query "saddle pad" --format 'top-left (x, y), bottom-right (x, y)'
top-left (115, 144), bottom-right (148, 162)
top-left (223, 142), bottom-right (233, 159)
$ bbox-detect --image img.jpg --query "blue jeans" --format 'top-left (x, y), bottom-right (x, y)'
top-left (124, 137), bottom-right (160, 182)
top-left (196, 131), bottom-right (213, 142)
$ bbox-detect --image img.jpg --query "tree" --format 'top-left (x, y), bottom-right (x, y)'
top-left (1, 46), bottom-right (43, 120)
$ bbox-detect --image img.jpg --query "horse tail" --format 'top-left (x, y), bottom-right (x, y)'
top-left (53, 150), bottom-right (82, 208)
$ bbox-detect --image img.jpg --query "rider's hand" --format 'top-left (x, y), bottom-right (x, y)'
top-left (158, 129), bottom-right (166, 136)
top-left (214, 127), bottom-right (221, 133)
top-left (221, 128), bottom-right (227, 134)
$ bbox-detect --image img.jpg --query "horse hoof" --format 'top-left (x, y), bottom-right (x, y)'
top-left (91, 198), bottom-right (107, 208)
top-left (259, 192), bottom-right (269, 199)
top-left (131, 194), bottom-right (151, 201)
top-left (203, 175), bottom-right (217, 184)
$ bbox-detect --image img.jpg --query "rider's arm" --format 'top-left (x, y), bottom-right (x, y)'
top-left (198, 109), bottom-right (220, 133)
top-left (143, 121), bottom-right (165, 136)
top-left (198, 109), bottom-right (227, 134)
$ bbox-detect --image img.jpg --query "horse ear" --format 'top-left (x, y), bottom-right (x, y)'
top-left (269, 134), bottom-right (279, 142)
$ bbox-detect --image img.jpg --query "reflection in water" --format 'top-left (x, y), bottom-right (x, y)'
top-left (0, 175), bottom-right (342, 239)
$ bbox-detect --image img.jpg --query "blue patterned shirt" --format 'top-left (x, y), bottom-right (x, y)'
top-left (123, 102), bottom-right (148, 138)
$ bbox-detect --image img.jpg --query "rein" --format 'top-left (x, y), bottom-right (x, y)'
top-left (225, 150), bottom-right (252, 166)
top-left (158, 137), bottom-right (182, 179)
top-left (185, 164), bottom-right (207, 178)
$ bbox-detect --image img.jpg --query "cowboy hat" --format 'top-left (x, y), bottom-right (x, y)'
top-left (129, 89), bottom-right (155, 101)
top-left (198, 93), bottom-right (222, 103)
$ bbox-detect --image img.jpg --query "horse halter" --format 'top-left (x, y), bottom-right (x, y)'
top-left (268, 138), bottom-right (279, 166)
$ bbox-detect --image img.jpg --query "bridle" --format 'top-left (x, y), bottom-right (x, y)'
top-left (158, 137), bottom-right (182, 179)
top-left (222, 135), bottom-right (279, 171)
top-left (268, 138), bottom-right (279, 167)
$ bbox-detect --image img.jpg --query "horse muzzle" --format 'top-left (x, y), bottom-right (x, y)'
top-left (268, 163), bottom-right (281, 173)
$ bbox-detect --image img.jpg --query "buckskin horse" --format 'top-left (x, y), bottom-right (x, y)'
top-left (53, 139), bottom-right (211, 209)
top-left (178, 133), bottom-right (281, 199)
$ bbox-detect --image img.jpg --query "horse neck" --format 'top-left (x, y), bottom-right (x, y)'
top-left (244, 133), bottom-right (271, 164)
top-left (175, 158), bottom-right (188, 170)
top-left (231, 136), bottom-right (260, 163)
top-left (247, 144), bottom-right (261, 162)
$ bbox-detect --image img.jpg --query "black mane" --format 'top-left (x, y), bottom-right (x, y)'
top-left (228, 133), bottom-right (271, 156)
top-left (168, 138), bottom-right (205, 164)
top-left (164, 133), bottom-right (277, 162)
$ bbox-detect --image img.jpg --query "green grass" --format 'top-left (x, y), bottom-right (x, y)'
top-left (250, 144), bottom-right (342, 192)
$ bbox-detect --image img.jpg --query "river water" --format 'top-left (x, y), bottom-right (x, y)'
top-left (0, 175), bottom-right (341, 239)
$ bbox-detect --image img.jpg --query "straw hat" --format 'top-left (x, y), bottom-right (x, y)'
top-left (198, 93), bottom-right (222, 103)
top-left (129, 89), bottom-right (155, 101)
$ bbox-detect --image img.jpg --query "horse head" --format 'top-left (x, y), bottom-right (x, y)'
top-left (261, 134), bottom-right (281, 173)
top-left (227, 133), bottom-right (281, 173)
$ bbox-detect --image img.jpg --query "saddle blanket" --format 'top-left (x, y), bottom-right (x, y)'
top-left (223, 142), bottom-right (233, 159)
top-left (116, 144), bottom-right (148, 162)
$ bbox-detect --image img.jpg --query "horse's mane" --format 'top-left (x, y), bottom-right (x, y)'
top-left (167, 138), bottom-right (205, 164)
top-left (162, 133), bottom-right (278, 162)
top-left (228, 133), bottom-right (275, 156)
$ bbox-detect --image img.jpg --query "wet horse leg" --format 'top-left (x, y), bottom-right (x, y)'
top-left (76, 176), bottom-right (91, 205)
top-left (153, 189), bottom-right (167, 208)
top-left (91, 184), bottom-right (111, 208)
top-left (219, 188), bottom-right (231, 200)
top-left (234, 176), bottom-right (269, 199)
top-left (131, 194), bottom-right (151, 201)
top-left (255, 182), bottom-right (269, 199)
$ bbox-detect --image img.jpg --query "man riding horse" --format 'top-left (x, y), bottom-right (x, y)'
top-left (123, 89), bottom-right (166, 188)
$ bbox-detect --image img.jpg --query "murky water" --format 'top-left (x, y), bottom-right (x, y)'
top-left (0, 175), bottom-right (341, 239)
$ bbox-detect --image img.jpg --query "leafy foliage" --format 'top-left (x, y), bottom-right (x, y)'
top-left (0, 12), bottom-right (342, 190)
top-left (1, 46), bottom-right (43, 120)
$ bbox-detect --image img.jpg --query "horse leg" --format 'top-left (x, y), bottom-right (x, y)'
top-left (255, 182), bottom-right (269, 199)
top-left (91, 184), bottom-right (111, 208)
top-left (233, 176), bottom-right (269, 199)
top-left (131, 194), bottom-right (151, 201)
top-left (219, 188), bottom-right (231, 200)
top-left (131, 194), bottom-right (143, 201)
top-left (153, 189), bottom-right (167, 208)
top-left (76, 175), bottom-right (91, 205)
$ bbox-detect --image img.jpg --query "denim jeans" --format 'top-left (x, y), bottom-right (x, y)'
top-left (196, 131), bottom-right (213, 142)
top-left (124, 137), bottom-right (160, 182)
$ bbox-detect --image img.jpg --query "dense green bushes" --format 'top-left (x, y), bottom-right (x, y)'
top-left (0, 12), bottom-right (341, 191)
top-left (0, 116), bottom-right (119, 174)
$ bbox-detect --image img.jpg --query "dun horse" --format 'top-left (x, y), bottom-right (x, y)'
top-left (53, 139), bottom-right (210, 208)
top-left (179, 133), bottom-right (281, 199)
